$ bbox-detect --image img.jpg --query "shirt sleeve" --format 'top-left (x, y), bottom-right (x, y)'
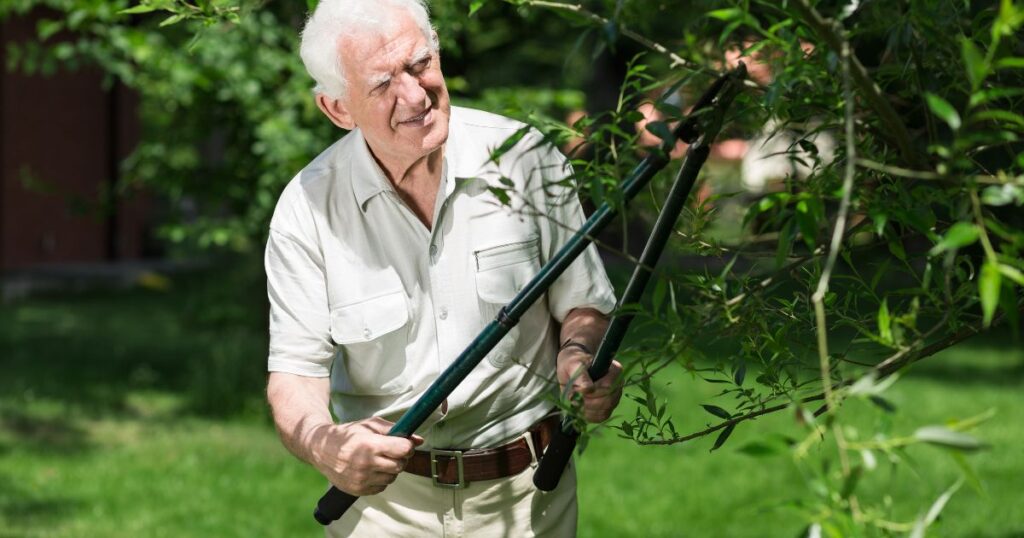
top-left (264, 187), bottom-right (335, 377)
top-left (528, 134), bottom-right (618, 322)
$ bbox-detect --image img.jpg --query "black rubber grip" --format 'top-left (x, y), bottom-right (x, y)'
top-left (313, 486), bottom-right (358, 526)
top-left (532, 424), bottom-right (580, 491)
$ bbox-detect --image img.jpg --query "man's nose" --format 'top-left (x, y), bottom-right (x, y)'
top-left (393, 73), bottom-right (428, 106)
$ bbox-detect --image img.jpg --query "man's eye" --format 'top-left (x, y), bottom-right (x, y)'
top-left (410, 59), bottom-right (430, 73)
top-left (374, 81), bottom-right (390, 93)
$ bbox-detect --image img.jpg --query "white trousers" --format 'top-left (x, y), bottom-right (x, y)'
top-left (326, 460), bottom-right (578, 537)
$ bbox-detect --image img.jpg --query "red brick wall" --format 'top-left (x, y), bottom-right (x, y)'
top-left (1, 10), bottom-right (147, 271)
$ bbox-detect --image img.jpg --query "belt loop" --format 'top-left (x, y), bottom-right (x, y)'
top-left (522, 430), bottom-right (539, 468)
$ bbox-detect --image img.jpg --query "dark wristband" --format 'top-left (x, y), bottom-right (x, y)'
top-left (559, 340), bottom-right (592, 355)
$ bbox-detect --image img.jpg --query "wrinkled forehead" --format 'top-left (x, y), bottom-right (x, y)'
top-left (339, 17), bottom-right (430, 78)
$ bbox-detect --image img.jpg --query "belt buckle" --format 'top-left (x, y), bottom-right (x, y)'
top-left (429, 449), bottom-right (466, 489)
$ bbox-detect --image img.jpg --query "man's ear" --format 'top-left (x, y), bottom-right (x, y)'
top-left (316, 94), bottom-right (355, 130)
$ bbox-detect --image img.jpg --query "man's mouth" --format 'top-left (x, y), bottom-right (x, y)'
top-left (398, 109), bottom-right (431, 125)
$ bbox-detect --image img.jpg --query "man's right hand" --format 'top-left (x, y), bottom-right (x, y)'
top-left (310, 417), bottom-right (423, 496)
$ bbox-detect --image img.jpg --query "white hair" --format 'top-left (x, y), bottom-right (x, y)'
top-left (299, 0), bottom-right (438, 100)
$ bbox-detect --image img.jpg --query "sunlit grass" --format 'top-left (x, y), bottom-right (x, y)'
top-left (0, 266), bottom-right (1020, 537)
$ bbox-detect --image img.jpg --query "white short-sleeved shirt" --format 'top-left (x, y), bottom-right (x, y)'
top-left (265, 106), bottom-right (616, 449)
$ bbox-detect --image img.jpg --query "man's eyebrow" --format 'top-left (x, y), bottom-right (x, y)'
top-left (407, 47), bottom-right (431, 66)
top-left (368, 72), bottom-right (392, 89)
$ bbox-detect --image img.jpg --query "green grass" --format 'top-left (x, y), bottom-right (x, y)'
top-left (1, 265), bottom-right (1021, 537)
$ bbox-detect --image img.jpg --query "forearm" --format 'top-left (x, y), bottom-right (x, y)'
top-left (559, 307), bottom-right (609, 353)
top-left (266, 372), bottom-right (335, 467)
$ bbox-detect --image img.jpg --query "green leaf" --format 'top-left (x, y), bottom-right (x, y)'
top-left (929, 222), bottom-right (979, 255)
top-left (924, 93), bottom-right (961, 130)
top-left (972, 109), bottom-right (1024, 128)
top-left (848, 371), bottom-right (900, 396)
top-left (489, 125), bottom-right (531, 163)
top-left (877, 298), bottom-right (893, 344)
top-left (711, 424), bottom-right (736, 452)
top-left (734, 361), bottom-right (746, 387)
top-left (888, 237), bottom-right (907, 261)
top-left (961, 38), bottom-right (988, 90)
top-left (995, 57), bottom-right (1024, 69)
top-left (469, 0), bottom-right (487, 16)
top-left (36, 19), bottom-right (63, 40)
top-left (486, 186), bottom-right (511, 206)
top-left (968, 87), bottom-right (1024, 108)
top-left (979, 260), bottom-right (1002, 327)
top-left (119, 4), bottom-right (159, 14)
top-left (981, 184), bottom-right (1024, 206)
top-left (910, 480), bottom-right (963, 538)
top-left (794, 200), bottom-right (818, 250)
top-left (707, 8), bottom-right (743, 21)
top-left (950, 451), bottom-right (986, 496)
top-left (701, 404), bottom-right (732, 420)
top-left (644, 120), bottom-right (672, 143)
top-left (736, 439), bottom-right (786, 457)
top-left (868, 395), bottom-right (897, 413)
top-left (999, 264), bottom-right (1024, 286)
top-left (159, 13), bottom-right (187, 27)
top-left (914, 426), bottom-right (987, 451)
top-left (839, 465), bottom-right (863, 499)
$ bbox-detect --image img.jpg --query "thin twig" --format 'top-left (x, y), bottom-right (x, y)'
top-left (636, 315), bottom-right (998, 446)
top-left (811, 40), bottom-right (858, 412)
top-left (516, 0), bottom-right (764, 90)
top-left (856, 158), bottom-right (1003, 184)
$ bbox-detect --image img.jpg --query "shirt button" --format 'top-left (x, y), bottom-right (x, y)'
top-left (429, 244), bottom-right (438, 257)
top-left (439, 306), bottom-right (448, 320)
top-left (362, 328), bottom-right (372, 339)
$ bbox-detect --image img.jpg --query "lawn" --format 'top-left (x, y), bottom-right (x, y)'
top-left (1, 264), bottom-right (1021, 537)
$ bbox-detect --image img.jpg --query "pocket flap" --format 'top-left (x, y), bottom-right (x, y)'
top-left (330, 290), bottom-right (409, 344)
top-left (474, 240), bottom-right (540, 304)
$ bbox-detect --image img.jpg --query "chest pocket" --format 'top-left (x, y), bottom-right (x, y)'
top-left (474, 237), bottom-right (541, 368)
top-left (330, 290), bottom-right (411, 396)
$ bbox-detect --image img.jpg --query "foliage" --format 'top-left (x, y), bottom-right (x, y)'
top-left (4, 0), bottom-right (1024, 535)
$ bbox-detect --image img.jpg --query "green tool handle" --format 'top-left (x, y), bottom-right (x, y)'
top-left (533, 63), bottom-right (746, 492)
top-left (315, 63), bottom-right (747, 525)
top-left (313, 134), bottom-right (671, 526)
top-left (533, 141), bottom-right (710, 492)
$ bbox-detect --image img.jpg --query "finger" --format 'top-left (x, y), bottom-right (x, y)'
top-left (584, 407), bottom-right (613, 423)
top-left (365, 470), bottom-right (401, 487)
top-left (585, 360), bottom-right (622, 396)
top-left (410, 434), bottom-right (425, 447)
top-left (559, 358), bottom-right (595, 395)
top-left (359, 485), bottom-right (387, 496)
top-left (372, 455), bottom-right (407, 475)
top-left (377, 436), bottom-right (416, 459)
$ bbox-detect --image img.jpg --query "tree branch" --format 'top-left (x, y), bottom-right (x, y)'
top-left (789, 0), bottom-right (926, 168)
top-left (635, 315), bottom-right (999, 446)
top-left (516, 0), bottom-right (764, 90)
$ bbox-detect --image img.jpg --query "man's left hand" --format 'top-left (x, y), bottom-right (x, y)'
top-left (556, 347), bottom-right (623, 423)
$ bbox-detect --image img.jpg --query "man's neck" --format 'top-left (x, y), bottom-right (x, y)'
top-left (371, 146), bottom-right (443, 191)
top-left (367, 144), bottom-right (444, 230)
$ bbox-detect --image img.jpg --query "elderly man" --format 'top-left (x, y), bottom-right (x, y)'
top-left (265, 0), bottom-right (622, 535)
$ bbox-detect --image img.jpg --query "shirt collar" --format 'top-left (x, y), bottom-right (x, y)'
top-left (349, 109), bottom-right (471, 212)
top-left (348, 129), bottom-right (395, 212)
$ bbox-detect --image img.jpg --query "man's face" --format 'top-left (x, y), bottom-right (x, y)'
top-left (335, 14), bottom-right (450, 166)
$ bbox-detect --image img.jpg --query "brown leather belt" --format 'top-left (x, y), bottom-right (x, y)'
top-left (404, 415), bottom-right (560, 488)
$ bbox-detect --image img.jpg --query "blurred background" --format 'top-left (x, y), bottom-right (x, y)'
top-left (2, 0), bottom-right (1022, 536)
